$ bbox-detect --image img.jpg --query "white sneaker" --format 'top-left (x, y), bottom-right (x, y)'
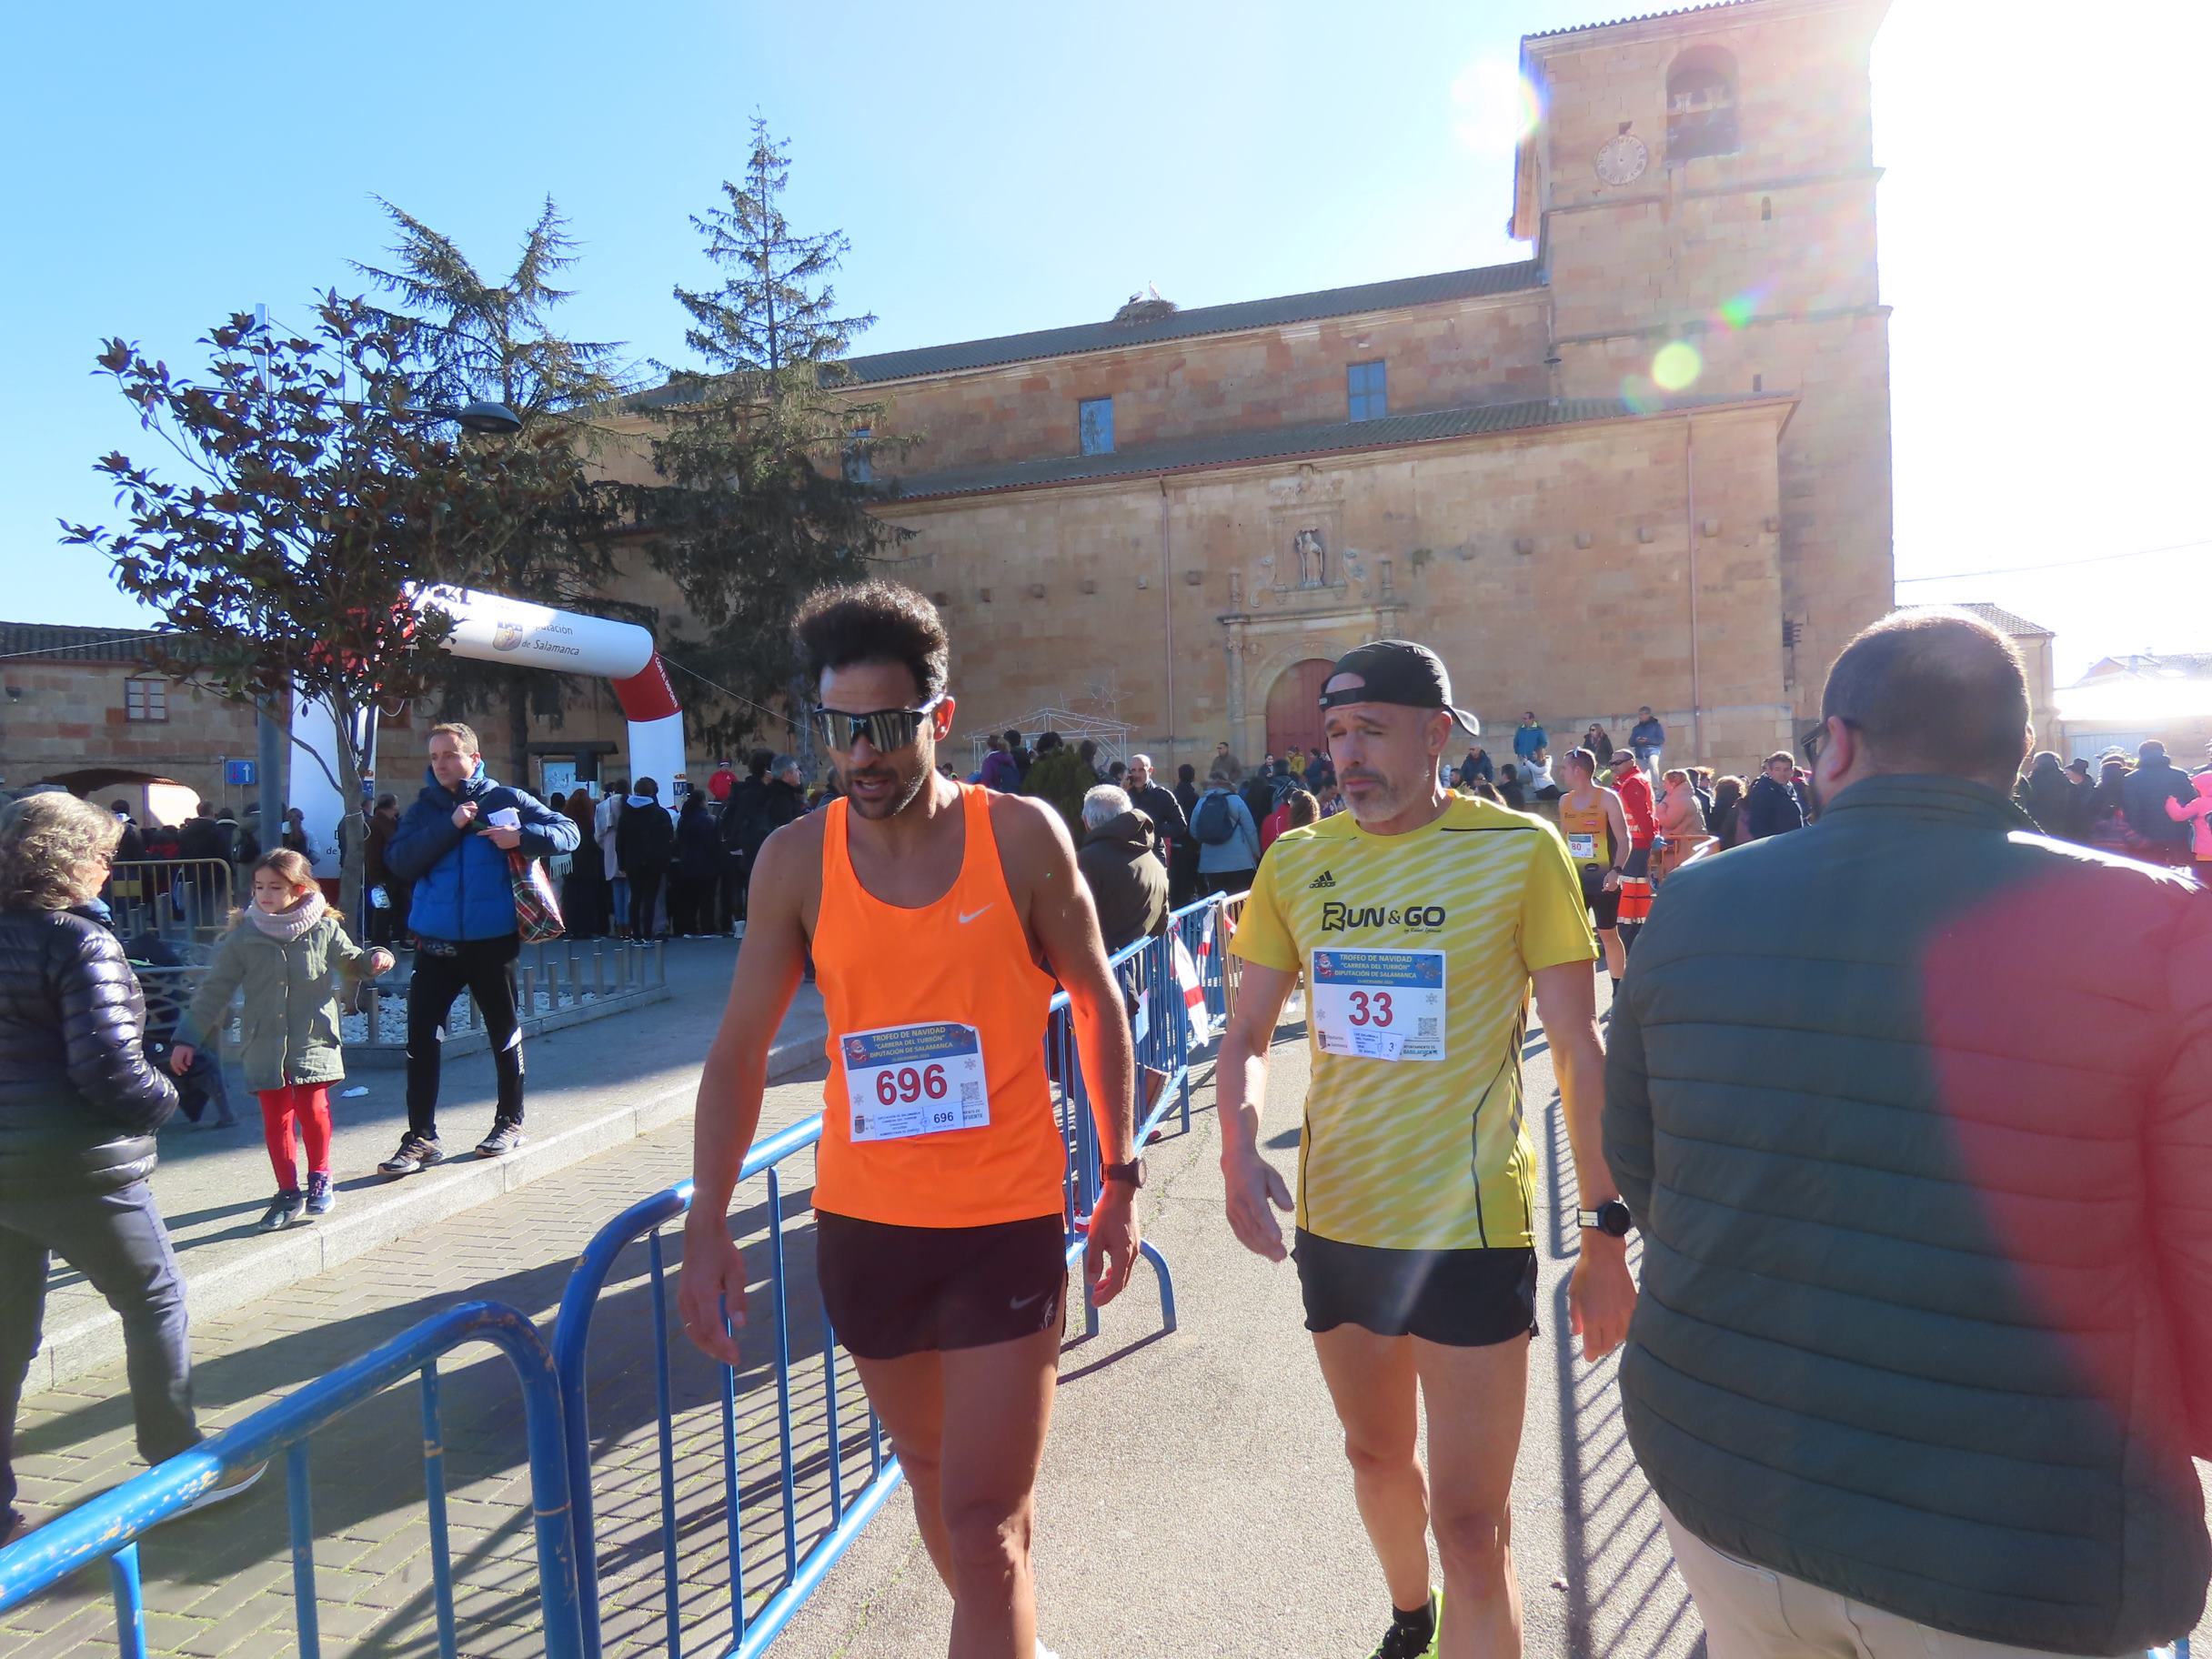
top-left (176, 1459), bottom-right (266, 1515)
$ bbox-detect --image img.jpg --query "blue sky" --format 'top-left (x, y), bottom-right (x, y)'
top-left (5, 0), bottom-right (2204, 680)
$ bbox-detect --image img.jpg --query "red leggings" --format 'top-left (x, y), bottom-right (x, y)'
top-left (257, 1084), bottom-right (333, 1191)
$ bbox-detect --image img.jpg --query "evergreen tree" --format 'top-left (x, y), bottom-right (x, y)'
top-left (357, 197), bottom-right (629, 781)
top-left (638, 116), bottom-right (916, 769)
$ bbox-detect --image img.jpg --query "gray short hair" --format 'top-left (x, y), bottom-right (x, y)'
top-left (0, 792), bottom-right (122, 910)
top-left (771, 754), bottom-right (799, 777)
top-left (1128, 753), bottom-right (1153, 770)
top-left (1081, 785), bottom-right (1131, 831)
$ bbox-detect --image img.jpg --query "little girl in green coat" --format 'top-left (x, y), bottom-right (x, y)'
top-left (175, 850), bottom-right (395, 1231)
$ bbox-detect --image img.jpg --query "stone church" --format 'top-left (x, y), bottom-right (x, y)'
top-left (488, 0), bottom-right (1892, 793)
top-left (819, 0), bottom-right (1894, 773)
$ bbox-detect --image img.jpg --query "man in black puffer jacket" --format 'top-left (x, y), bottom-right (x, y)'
top-left (0, 795), bottom-right (256, 1543)
top-left (1605, 610), bottom-right (2212, 1656)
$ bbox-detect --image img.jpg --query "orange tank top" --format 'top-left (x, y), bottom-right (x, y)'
top-left (1556, 792), bottom-right (1614, 870)
top-left (811, 785), bottom-right (1064, 1229)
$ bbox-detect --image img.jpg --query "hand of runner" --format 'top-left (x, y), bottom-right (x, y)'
top-left (1222, 1150), bottom-right (1293, 1262)
top-left (1570, 1238), bottom-right (1636, 1362)
top-left (1086, 1186), bottom-right (1140, 1305)
top-left (677, 1219), bottom-right (748, 1366)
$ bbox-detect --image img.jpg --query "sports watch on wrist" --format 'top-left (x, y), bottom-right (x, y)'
top-left (1577, 1199), bottom-right (1633, 1237)
top-left (1102, 1158), bottom-right (1147, 1191)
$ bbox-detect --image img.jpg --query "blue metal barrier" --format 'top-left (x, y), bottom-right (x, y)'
top-left (0, 1299), bottom-right (584, 1659)
top-left (552, 914), bottom-right (1215, 1659)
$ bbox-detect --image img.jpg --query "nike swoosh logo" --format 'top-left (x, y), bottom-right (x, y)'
top-left (1009, 1290), bottom-right (1049, 1312)
top-left (959, 905), bottom-right (994, 925)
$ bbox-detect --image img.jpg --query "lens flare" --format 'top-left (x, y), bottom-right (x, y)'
top-left (1715, 291), bottom-right (1759, 331)
top-left (1517, 75), bottom-right (1544, 138)
top-left (1619, 374), bottom-right (1663, 416)
top-left (1651, 341), bottom-right (1703, 392)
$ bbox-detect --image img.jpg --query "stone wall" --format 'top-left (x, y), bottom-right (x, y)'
top-left (0, 662), bottom-right (261, 814)
top-left (880, 399), bottom-right (1795, 776)
top-left (1529, 0), bottom-right (1894, 725)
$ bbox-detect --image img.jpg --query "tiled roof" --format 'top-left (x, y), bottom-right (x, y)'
top-left (2076, 652), bottom-right (2212, 683)
top-left (1525, 0), bottom-right (1759, 41)
top-left (1917, 602), bottom-right (2055, 639)
top-left (890, 392), bottom-right (1771, 501)
top-left (0, 621), bottom-right (195, 666)
top-left (628, 261), bottom-right (1545, 407)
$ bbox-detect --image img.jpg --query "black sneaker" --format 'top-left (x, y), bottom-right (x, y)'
top-left (305, 1171), bottom-right (336, 1215)
top-left (1365, 1589), bottom-right (1441, 1659)
top-left (378, 1133), bottom-right (445, 1176)
top-left (475, 1120), bottom-right (525, 1158)
top-left (259, 1191), bottom-right (305, 1232)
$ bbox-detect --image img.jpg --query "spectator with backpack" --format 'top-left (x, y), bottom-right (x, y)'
top-left (1192, 756), bottom-right (1263, 896)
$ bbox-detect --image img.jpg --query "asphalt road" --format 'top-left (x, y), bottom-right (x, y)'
top-left (769, 1009), bottom-right (1710, 1659)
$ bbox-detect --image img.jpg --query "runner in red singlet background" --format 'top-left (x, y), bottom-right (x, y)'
top-left (679, 580), bottom-right (1141, 1659)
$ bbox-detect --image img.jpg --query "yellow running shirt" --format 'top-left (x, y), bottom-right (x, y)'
top-left (1230, 795), bottom-right (1597, 1250)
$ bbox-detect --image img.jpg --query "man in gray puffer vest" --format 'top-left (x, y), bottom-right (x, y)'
top-left (1605, 608), bottom-right (2211, 1657)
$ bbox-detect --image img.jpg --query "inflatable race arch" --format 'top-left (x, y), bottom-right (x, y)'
top-left (288, 586), bottom-right (687, 874)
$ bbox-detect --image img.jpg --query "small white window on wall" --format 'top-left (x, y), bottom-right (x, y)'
top-left (1078, 397), bottom-right (1114, 456)
top-left (124, 677), bottom-right (168, 723)
top-left (1666, 45), bottom-right (1739, 164)
top-left (843, 427), bottom-right (873, 485)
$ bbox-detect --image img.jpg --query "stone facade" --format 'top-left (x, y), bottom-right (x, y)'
top-left (54, 0), bottom-right (1892, 799)
top-left (0, 628), bottom-right (264, 814)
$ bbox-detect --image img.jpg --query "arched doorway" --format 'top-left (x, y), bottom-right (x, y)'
top-left (1265, 659), bottom-right (1335, 765)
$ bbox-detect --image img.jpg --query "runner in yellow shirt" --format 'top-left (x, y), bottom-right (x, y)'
top-left (1217, 640), bottom-right (1636, 1659)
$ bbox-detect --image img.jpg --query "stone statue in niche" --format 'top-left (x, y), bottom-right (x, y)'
top-left (1293, 528), bottom-right (1328, 588)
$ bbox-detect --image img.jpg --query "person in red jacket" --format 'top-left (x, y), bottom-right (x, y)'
top-left (1609, 750), bottom-right (1658, 951)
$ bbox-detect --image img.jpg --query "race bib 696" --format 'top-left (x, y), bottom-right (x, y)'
top-left (841, 1022), bottom-right (990, 1142)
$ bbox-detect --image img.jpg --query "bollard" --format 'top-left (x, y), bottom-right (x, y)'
top-left (521, 967), bottom-right (537, 1026)
top-left (655, 940), bottom-right (667, 986)
top-left (367, 987), bottom-right (381, 1046)
top-left (593, 946), bottom-right (607, 1000)
top-left (545, 950), bottom-right (562, 1011)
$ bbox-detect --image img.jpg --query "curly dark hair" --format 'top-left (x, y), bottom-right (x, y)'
top-left (791, 580), bottom-right (950, 702)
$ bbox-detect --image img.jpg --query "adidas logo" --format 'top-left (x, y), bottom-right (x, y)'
top-left (1308, 870), bottom-right (1337, 890)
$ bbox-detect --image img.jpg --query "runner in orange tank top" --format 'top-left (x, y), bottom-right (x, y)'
top-left (679, 580), bottom-right (1140, 1659)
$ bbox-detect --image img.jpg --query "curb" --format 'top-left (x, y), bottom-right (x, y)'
top-left (24, 1019), bottom-right (827, 1398)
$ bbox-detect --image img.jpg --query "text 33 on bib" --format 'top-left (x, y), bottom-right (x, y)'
top-left (1310, 948), bottom-right (1447, 1062)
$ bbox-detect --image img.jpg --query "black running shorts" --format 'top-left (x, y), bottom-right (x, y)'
top-left (1577, 863), bottom-right (1622, 930)
top-left (1293, 1230), bottom-right (1538, 1347)
top-left (814, 1212), bottom-right (1067, 1361)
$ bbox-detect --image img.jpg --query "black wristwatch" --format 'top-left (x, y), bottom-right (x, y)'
top-left (1102, 1158), bottom-right (1147, 1191)
top-left (1577, 1199), bottom-right (1633, 1237)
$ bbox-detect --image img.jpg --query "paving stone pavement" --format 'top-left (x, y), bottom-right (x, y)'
top-left (6, 1015), bottom-right (2208, 1659)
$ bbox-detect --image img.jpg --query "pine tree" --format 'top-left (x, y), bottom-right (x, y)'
top-left (357, 198), bottom-right (629, 781)
top-left (638, 116), bottom-right (916, 769)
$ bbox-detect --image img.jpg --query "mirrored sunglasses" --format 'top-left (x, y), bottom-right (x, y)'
top-left (809, 695), bottom-right (945, 755)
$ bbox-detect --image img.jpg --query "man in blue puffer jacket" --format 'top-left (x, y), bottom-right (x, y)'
top-left (379, 722), bottom-right (578, 1174)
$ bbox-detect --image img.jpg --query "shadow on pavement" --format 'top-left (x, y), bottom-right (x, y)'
top-left (1543, 1090), bottom-right (1705, 1659)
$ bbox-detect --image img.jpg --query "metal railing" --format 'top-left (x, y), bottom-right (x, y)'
top-left (356, 937), bottom-right (669, 1049)
top-left (548, 907), bottom-right (1231, 1658)
top-left (0, 1300), bottom-right (585, 1659)
top-left (106, 858), bottom-right (235, 946)
top-left (3, 896), bottom-right (1252, 1659)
